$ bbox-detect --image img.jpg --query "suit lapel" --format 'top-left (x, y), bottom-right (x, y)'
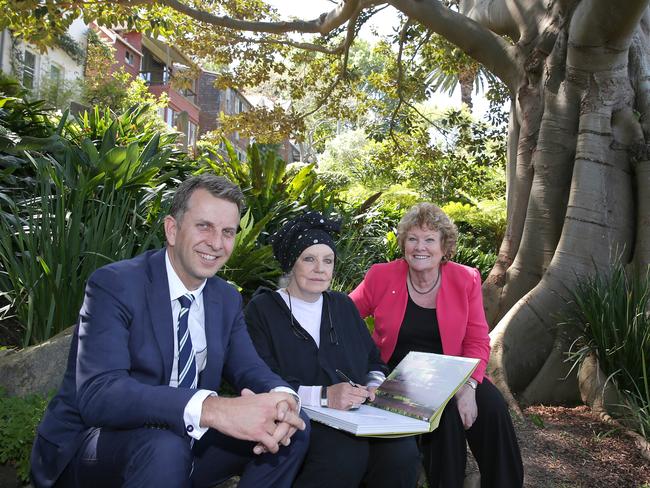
top-left (146, 249), bottom-right (174, 385)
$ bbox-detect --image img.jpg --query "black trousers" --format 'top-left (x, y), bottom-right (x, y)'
top-left (420, 378), bottom-right (523, 488)
top-left (294, 422), bottom-right (420, 488)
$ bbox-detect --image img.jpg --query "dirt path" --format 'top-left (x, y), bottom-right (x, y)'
top-left (502, 405), bottom-right (650, 488)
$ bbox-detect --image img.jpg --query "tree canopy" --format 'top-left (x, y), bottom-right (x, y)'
top-left (5, 0), bottom-right (650, 408)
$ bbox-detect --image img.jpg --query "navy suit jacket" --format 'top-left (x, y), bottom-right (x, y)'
top-left (31, 249), bottom-right (287, 488)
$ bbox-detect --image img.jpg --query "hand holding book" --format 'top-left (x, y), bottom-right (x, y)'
top-left (304, 352), bottom-right (480, 436)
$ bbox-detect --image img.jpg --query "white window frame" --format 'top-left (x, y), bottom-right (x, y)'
top-left (49, 62), bottom-right (63, 85)
top-left (22, 49), bottom-right (37, 90)
top-left (188, 121), bottom-right (197, 148)
top-left (125, 50), bottom-right (134, 66)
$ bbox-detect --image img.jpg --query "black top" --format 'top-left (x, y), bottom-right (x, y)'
top-left (388, 292), bottom-right (442, 370)
top-left (244, 287), bottom-right (387, 390)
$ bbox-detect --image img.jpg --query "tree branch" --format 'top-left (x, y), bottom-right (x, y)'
top-left (155, 0), bottom-right (383, 36)
top-left (340, 12), bottom-right (360, 77)
top-left (570, 0), bottom-right (650, 47)
top-left (299, 75), bottom-right (343, 119)
top-left (389, 20), bottom-right (411, 150)
top-left (389, 0), bottom-right (519, 92)
top-left (226, 34), bottom-right (345, 55)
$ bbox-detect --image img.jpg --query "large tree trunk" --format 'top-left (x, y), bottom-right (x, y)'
top-left (452, 0), bottom-right (648, 405)
top-left (391, 0), bottom-right (650, 405)
top-left (390, 0), bottom-right (649, 404)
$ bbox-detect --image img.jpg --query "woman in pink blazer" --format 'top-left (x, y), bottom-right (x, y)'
top-left (350, 203), bottom-right (523, 488)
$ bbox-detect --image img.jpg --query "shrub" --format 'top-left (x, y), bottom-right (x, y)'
top-left (220, 210), bottom-right (280, 297)
top-left (442, 199), bottom-right (504, 278)
top-left (198, 140), bottom-right (339, 237)
top-left (0, 388), bottom-right (50, 483)
top-left (0, 74), bottom-right (56, 143)
top-left (443, 199), bottom-right (506, 251)
top-left (198, 139), bottom-right (342, 296)
top-left (331, 202), bottom-right (400, 292)
top-left (0, 100), bottom-right (188, 345)
top-left (453, 235), bottom-right (498, 280)
top-left (565, 262), bottom-right (650, 440)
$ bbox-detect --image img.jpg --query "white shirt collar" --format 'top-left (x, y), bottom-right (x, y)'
top-left (165, 249), bottom-right (207, 302)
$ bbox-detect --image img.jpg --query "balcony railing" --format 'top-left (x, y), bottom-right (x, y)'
top-left (139, 69), bottom-right (171, 86)
top-left (139, 70), bottom-right (197, 104)
top-left (178, 88), bottom-right (197, 104)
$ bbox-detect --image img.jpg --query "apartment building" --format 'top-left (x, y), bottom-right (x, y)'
top-left (1, 24), bottom-right (299, 160)
top-left (198, 70), bottom-right (299, 163)
top-left (95, 27), bottom-right (200, 149)
top-left (0, 19), bottom-right (87, 107)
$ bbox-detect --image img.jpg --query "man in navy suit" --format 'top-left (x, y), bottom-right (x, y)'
top-left (30, 174), bottom-right (309, 488)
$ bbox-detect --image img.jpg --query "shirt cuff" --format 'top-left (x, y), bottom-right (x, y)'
top-left (365, 370), bottom-right (386, 388)
top-left (272, 386), bottom-right (302, 412)
top-left (184, 389), bottom-right (216, 440)
top-left (297, 385), bottom-right (322, 407)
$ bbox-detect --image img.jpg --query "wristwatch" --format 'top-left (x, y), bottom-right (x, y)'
top-left (320, 386), bottom-right (328, 407)
top-left (465, 379), bottom-right (478, 390)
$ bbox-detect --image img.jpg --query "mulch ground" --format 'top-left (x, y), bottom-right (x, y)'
top-left (0, 405), bottom-right (648, 487)
top-left (509, 405), bottom-right (650, 488)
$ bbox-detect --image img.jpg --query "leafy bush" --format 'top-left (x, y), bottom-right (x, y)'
top-left (199, 140), bottom-right (339, 238)
top-left (197, 139), bottom-right (344, 296)
top-left (0, 99), bottom-right (188, 345)
top-left (331, 202), bottom-right (400, 292)
top-left (443, 199), bottom-right (506, 251)
top-left (220, 210), bottom-right (280, 296)
top-left (565, 262), bottom-right (650, 440)
top-left (0, 388), bottom-right (49, 483)
top-left (453, 234), bottom-right (498, 280)
top-left (0, 75), bottom-right (56, 143)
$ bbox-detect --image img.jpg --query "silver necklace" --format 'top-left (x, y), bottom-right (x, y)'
top-left (408, 268), bottom-right (441, 295)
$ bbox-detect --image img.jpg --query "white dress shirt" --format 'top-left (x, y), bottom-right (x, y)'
top-left (166, 252), bottom-right (214, 440)
top-left (166, 252), bottom-right (300, 440)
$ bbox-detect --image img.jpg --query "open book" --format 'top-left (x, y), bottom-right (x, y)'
top-left (303, 352), bottom-right (480, 437)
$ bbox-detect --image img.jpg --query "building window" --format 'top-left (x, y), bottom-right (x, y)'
top-left (237, 99), bottom-right (244, 113)
top-left (166, 108), bottom-right (175, 127)
top-left (23, 50), bottom-right (36, 89)
top-left (125, 50), bottom-right (134, 66)
top-left (188, 122), bottom-right (197, 148)
top-left (50, 64), bottom-right (62, 86)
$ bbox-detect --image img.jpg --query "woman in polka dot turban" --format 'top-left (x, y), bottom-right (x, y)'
top-left (270, 211), bottom-right (341, 273)
top-left (244, 210), bottom-right (420, 488)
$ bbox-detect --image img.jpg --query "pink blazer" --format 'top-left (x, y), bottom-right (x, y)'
top-left (350, 259), bottom-right (490, 382)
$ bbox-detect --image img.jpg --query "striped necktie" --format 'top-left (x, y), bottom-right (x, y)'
top-left (177, 293), bottom-right (197, 389)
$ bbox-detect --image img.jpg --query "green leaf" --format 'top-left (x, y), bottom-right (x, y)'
top-left (529, 414), bottom-right (545, 429)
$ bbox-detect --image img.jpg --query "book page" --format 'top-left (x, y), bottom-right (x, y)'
top-left (370, 352), bottom-right (479, 421)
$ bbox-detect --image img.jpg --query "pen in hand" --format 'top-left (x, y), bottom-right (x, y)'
top-left (334, 370), bottom-right (371, 410)
top-left (336, 369), bottom-right (361, 388)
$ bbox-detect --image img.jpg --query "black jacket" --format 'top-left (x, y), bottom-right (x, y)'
top-left (244, 288), bottom-right (387, 390)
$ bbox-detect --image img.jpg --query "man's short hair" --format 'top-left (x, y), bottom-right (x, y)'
top-left (170, 174), bottom-right (245, 221)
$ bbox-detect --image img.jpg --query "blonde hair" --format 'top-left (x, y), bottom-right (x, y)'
top-left (397, 203), bottom-right (458, 261)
